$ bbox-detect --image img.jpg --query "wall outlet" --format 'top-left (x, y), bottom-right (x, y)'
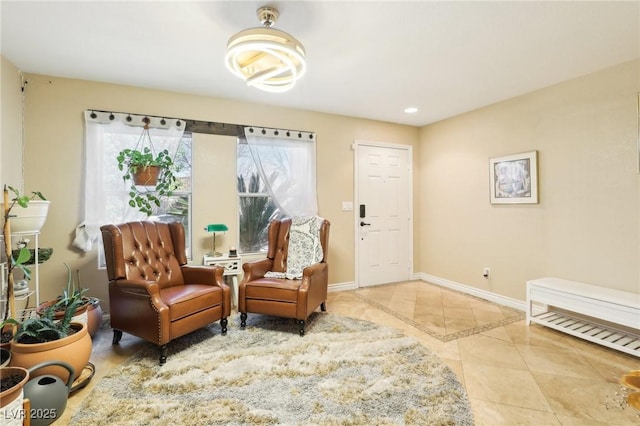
top-left (483, 267), bottom-right (490, 278)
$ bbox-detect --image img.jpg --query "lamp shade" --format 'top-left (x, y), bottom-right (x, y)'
top-left (205, 224), bottom-right (228, 233)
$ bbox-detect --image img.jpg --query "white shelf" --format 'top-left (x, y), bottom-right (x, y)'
top-left (0, 232), bottom-right (41, 318)
top-left (529, 310), bottom-right (640, 357)
top-left (527, 278), bottom-right (640, 357)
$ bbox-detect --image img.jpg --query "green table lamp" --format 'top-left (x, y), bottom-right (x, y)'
top-left (205, 224), bottom-right (228, 256)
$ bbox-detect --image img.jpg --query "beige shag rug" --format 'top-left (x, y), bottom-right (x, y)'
top-left (72, 313), bottom-right (473, 425)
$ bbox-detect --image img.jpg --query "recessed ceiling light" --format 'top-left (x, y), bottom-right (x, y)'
top-left (404, 107), bottom-right (418, 114)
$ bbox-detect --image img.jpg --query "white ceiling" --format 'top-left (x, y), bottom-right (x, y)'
top-left (1, 1), bottom-right (639, 126)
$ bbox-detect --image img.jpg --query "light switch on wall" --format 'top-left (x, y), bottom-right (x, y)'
top-left (342, 201), bottom-right (353, 211)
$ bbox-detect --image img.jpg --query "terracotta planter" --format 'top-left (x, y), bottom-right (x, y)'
top-left (37, 297), bottom-right (103, 338)
top-left (36, 299), bottom-right (89, 321)
top-left (132, 165), bottom-right (160, 186)
top-left (1, 347), bottom-right (11, 367)
top-left (9, 322), bottom-right (91, 383)
top-left (0, 324), bottom-right (13, 351)
top-left (0, 366), bottom-right (28, 409)
top-left (86, 298), bottom-right (103, 338)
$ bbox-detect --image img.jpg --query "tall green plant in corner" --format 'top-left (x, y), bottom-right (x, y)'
top-left (116, 122), bottom-right (178, 216)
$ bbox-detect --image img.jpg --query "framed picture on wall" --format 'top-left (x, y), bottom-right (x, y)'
top-left (489, 150), bottom-right (538, 204)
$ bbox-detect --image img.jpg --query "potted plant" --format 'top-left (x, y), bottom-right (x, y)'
top-left (116, 146), bottom-right (178, 216)
top-left (9, 294), bottom-right (92, 383)
top-left (1, 185), bottom-right (49, 234)
top-left (0, 365), bottom-right (29, 411)
top-left (36, 263), bottom-right (102, 338)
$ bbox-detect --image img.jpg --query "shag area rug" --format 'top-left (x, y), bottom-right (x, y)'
top-left (72, 313), bottom-right (473, 425)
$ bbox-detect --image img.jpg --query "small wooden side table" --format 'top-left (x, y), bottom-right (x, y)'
top-left (203, 254), bottom-right (242, 308)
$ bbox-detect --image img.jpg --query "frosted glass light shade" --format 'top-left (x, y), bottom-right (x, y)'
top-left (225, 27), bottom-right (306, 93)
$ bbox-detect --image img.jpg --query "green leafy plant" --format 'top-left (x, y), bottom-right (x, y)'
top-left (116, 146), bottom-right (178, 216)
top-left (14, 292), bottom-right (87, 343)
top-left (14, 263), bottom-right (88, 344)
top-left (6, 186), bottom-right (46, 209)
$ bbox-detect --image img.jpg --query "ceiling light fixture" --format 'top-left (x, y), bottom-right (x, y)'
top-left (225, 6), bottom-right (306, 93)
top-left (404, 107), bottom-right (418, 114)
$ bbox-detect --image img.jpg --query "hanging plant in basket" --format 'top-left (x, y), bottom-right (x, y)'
top-left (116, 119), bottom-right (178, 216)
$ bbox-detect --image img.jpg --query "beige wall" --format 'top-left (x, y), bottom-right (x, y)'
top-left (3, 53), bottom-right (638, 314)
top-left (419, 60), bottom-right (640, 300)
top-left (16, 71), bottom-right (418, 310)
top-left (1, 56), bottom-right (24, 187)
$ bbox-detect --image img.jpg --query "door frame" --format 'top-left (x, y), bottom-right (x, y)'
top-left (353, 140), bottom-right (413, 288)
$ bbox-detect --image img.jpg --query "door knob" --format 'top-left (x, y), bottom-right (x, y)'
top-left (360, 221), bottom-right (371, 226)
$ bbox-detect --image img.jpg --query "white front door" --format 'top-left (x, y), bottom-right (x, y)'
top-left (356, 142), bottom-right (412, 287)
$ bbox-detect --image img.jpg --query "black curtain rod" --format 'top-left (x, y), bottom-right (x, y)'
top-left (88, 109), bottom-right (314, 138)
top-left (88, 109), bottom-right (245, 137)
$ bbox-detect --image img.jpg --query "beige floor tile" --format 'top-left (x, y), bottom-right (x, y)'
top-left (563, 339), bottom-right (640, 384)
top-left (463, 363), bottom-right (551, 411)
top-left (445, 317), bottom-right (480, 334)
top-left (459, 334), bottom-right (529, 370)
top-left (473, 307), bottom-right (511, 323)
top-left (470, 398), bottom-right (561, 425)
top-left (479, 326), bottom-right (514, 344)
top-left (444, 306), bottom-right (478, 320)
top-left (442, 292), bottom-right (472, 308)
top-left (554, 414), bottom-right (623, 426)
top-left (504, 321), bottom-right (575, 350)
top-left (516, 344), bottom-right (604, 380)
top-left (533, 371), bottom-right (640, 424)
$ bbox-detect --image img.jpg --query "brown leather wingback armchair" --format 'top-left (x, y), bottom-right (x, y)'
top-left (239, 217), bottom-right (330, 335)
top-left (101, 221), bottom-right (231, 364)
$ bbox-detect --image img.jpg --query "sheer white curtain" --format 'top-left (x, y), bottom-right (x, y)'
top-left (244, 127), bottom-right (318, 217)
top-left (73, 111), bottom-right (185, 252)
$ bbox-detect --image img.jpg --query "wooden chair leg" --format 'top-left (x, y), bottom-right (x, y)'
top-left (112, 329), bottom-right (123, 344)
top-left (320, 302), bottom-right (327, 311)
top-left (159, 345), bottom-right (168, 365)
top-left (240, 313), bottom-right (247, 328)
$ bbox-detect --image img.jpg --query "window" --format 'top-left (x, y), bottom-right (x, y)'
top-left (236, 127), bottom-right (318, 254)
top-left (236, 142), bottom-right (281, 254)
top-left (79, 111), bottom-right (192, 265)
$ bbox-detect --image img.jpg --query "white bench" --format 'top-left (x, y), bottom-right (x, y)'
top-left (526, 277), bottom-right (640, 357)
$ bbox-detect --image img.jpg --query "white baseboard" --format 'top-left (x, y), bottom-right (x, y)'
top-left (416, 273), bottom-right (527, 312)
top-left (329, 274), bottom-right (525, 312)
top-left (328, 281), bottom-right (358, 292)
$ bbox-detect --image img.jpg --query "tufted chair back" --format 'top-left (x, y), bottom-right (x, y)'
top-left (102, 221), bottom-right (186, 289)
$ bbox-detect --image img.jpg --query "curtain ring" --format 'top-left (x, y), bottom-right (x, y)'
top-left (90, 111), bottom-right (97, 119)
top-left (142, 116), bottom-right (150, 125)
top-left (249, 128), bottom-right (254, 133)
top-left (298, 133), bottom-right (302, 138)
top-left (274, 130), bottom-right (279, 136)
top-left (261, 129), bottom-right (266, 135)
top-left (286, 131), bottom-right (290, 137)
top-left (161, 118), bottom-right (167, 125)
top-left (176, 120), bottom-right (182, 126)
top-left (308, 134), bottom-right (313, 140)
top-left (126, 115), bottom-right (132, 122)
top-left (109, 113), bottom-right (115, 120)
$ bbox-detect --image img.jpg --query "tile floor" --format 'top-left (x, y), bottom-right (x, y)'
top-left (60, 280), bottom-right (639, 425)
